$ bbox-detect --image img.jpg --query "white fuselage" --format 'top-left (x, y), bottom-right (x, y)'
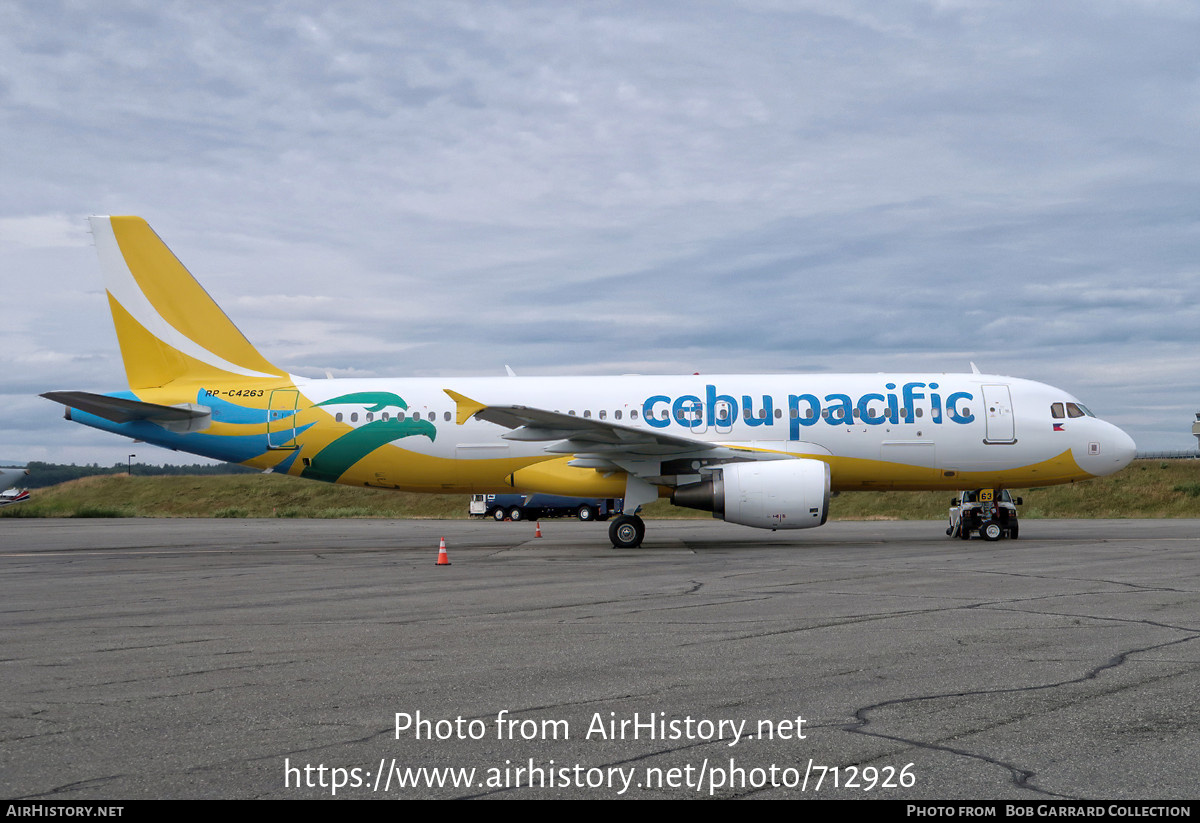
top-left (284, 371), bottom-right (1134, 493)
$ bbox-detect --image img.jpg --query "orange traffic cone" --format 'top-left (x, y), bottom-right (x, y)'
top-left (435, 537), bottom-right (451, 566)
top-left (535, 521), bottom-right (542, 538)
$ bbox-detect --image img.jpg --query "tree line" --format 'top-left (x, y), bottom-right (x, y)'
top-left (7, 461), bottom-right (259, 489)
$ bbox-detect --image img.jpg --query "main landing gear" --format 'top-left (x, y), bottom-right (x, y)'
top-left (608, 514), bottom-right (645, 549)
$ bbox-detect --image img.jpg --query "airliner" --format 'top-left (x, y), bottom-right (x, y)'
top-left (42, 217), bottom-right (1136, 547)
top-left (0, 467), bottom-right (30, 508)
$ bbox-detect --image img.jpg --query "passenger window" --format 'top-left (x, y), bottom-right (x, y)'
top-left (599, 410), bottom-right (607, 420)
top-left (630, 410), bottom-right (639, 420)
top-left (444, 412), bottom-right (451, 422)
top-left (615, 410), bottom-right (622, 420)
top-left (1051, 403), bottom-right (1065, 419)
top-left (398, 411), bottom-right (406, 420)
top-left (413, 412), bottom-right (421, 420)
top-left (382, 412), bottom-right (389, 421)
top-left (569, 410), bottom-right (576, 416)
top-left (584, 410), bottom-right (592, 418)
top-left (335, 412), bottom-right (343, 422)
top-left (775, 408), bottom-right (782, 419)
top-left (351, 412), bottom-right (358, 422)
top-left (366, 412), bottom-right (374, 421)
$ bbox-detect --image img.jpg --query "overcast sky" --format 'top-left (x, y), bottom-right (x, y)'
top-left (2, 0), bottom-right (1198, 466)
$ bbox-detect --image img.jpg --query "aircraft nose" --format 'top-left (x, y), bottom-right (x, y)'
top-left (1085, 422), bottom-right (1136, 476)
top-left (1111, 425), bottom-right (1137, 469)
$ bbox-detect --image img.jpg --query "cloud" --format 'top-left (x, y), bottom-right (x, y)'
top-left (0, 214), bottom-right (90, 249)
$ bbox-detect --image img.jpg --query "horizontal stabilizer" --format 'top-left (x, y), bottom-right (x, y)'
top-left (41, 391), bottom-right (212, 433)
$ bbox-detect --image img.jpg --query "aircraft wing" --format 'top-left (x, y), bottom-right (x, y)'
top-left (0, 466), bottom-right (30, 507)
top-left (444, 389), bottom-right (789, 476)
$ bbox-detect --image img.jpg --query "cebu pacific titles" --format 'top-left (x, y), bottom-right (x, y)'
top-left (42, 217), bottom-right (1136, 547)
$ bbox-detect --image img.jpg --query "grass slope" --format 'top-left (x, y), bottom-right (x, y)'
top-left (3, 460), bottom-right (1198, 520)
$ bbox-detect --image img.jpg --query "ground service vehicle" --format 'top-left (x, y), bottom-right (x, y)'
top-left (470, 494), bottom-right (621, 522)
top-left (948, 489), bottom-right (1021, 540)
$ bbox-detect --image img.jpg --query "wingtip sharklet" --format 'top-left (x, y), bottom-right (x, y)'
top-left (443, 389), bottom-right (487, 425)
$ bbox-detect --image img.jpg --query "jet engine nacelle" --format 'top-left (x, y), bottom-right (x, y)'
top-left (671, 458), bottom-right (830, 530)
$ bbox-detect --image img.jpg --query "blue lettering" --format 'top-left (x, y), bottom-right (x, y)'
top-left (789, 394), bottom-right (821, 439)
top-left (856, 393), bottom-right (886, 425)
top-left (743, 395), bottom-right (773, 428)
top-left (644, 384), bottom-right (975, 434)
top-left (901, 382), bottom-right (925, 424)
top-left (644, 395), bottom-right (671, 429)
top-left (705, 384), bottom-right (737, 427)
top-left (824, 393), bottom-right (853, 425)
top-left (672, 395), bottom-right (702, 429)
top-left (947, 391), bottom-right (974, 424)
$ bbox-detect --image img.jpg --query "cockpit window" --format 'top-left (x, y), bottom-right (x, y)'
top-left (1051, 403), bottom-right (1065, 419)
top-left (1065, 402), bottom-right (1093, 418)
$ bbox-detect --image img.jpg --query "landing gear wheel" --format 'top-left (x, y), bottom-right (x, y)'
top-left (609, 514), bottom-right (645, 549)
top-left (981, 520), bottom-right (1003, 541)
top-left (508, 506), bottom-right (524, 521)
top-left (1009, 523), bottom-right (1019, 540)
top-left (959, 522), bottom-right (971, 540)
top-left (577, 505), bottom-right (597, 522)
top-left (491, 508), bottom-right (506, 522)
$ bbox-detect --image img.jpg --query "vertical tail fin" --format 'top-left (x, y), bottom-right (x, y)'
top-left (90, 216), bottom-right (286, 390)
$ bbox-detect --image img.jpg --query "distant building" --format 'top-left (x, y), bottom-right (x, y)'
top-left (1194, 413), bottom-right (1200, 449)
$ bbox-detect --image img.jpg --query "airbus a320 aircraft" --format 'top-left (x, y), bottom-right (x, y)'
top-left (43, 217), bottom-right (1136, 547)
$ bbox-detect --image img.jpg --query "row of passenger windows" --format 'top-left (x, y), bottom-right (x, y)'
top-left (334, 411), bottom-right (454, 423)
top-left (559, 407), bottom-right (924, 421)
top-left (331, 403), bottom-right (1098, 426)
top-left (330, 406), bottom-right (932, 425)
top-left (1050, 402), bottom-right (1093, 419)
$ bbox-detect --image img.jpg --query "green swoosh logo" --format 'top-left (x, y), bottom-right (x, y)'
top-left (315, 392), bottom-right (409, 413)
top-left (301, 418), bottom-right (437, 482)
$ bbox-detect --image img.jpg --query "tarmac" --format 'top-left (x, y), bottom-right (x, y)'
top-left (1, 517), bottom-right (1197, 799)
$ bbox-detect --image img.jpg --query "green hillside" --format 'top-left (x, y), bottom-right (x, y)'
top-left (3, 459), bottom-right (1198, 519)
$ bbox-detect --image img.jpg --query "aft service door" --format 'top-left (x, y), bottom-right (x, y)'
top-left (267, 389), bottom-right (299, 449)
top-left (981, 384), bottom-right (1015, 444)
